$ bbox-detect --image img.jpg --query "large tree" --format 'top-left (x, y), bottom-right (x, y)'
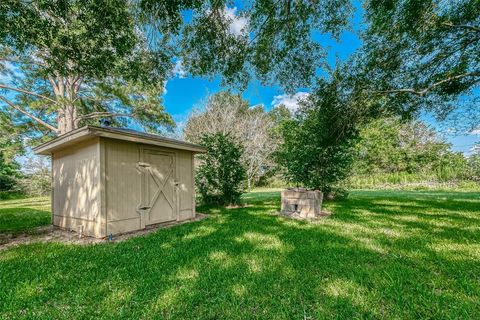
top-left (140, 0), bottom-right (353, 92)
top-left (276, 68), bottom-right (366, 193)
top-left (184, 92), bottom-right (276, 190)
top-left (1, 0), bottom-right (355, 141)
top-left (361, 0), bottom-right (480, 128)
top-left (0, 0), bottom-right (173, 138)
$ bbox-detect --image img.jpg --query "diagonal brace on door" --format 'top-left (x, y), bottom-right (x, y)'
top-left (144, 165), bottom-right (175, 213)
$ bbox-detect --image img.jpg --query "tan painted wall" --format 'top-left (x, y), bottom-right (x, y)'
top-left (52, 138), bottom-right (105, 237)
top-left (103, 138), bottom-right (195, 236)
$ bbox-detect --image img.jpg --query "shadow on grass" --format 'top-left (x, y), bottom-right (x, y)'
top-left (0, 190), bottom-right (479, 319)
top-left (0, 207), bottom-right (51, 234)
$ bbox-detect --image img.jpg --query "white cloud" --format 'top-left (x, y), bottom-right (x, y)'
top-left (172, 60), bottom-right (186, 78)
top-left (468, 128), bottom-right (480, 135)
top-left (470, 144), bottom-right (480, 155)
top-left (271, 92), bottom-right (310, 112)
top-left (162, 80), bottom-right (168, 95)
top-left (222, 7), bottom-right (248, 36)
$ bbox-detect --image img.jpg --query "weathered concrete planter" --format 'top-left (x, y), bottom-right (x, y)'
top-left (281, 188), bottom-right (323, 219)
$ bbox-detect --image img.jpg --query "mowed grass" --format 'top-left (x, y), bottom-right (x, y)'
top-left (0, 197), bottom-right (50, 234)
top-left (1, 189), bottom-right (479, 319)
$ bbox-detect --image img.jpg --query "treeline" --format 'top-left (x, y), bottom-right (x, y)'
top-left (0, 155), bottom-right (50, 199)
top-left (187, 92), bottom-right (479, 204)
top-left (351, 118), bottom-right (480, 188)
top-left (2, 92), bottom-right (478, 202)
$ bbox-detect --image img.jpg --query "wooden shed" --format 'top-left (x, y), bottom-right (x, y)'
top-left (33, 126), bottom-right (206, 238)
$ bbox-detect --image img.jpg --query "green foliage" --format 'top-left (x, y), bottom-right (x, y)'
top-left (1, 190), bottom-right (480, 318)
top-left (0, 153), bottom-right (21, 192)
top-left (196, 133), bottom-right (246, 205)
top-left (185, 92), bottom-right (278, 190)
top-left (360, 0), bottom-right (480, 127)
top-left (141, 0), bottom-right (353, 92)
top-left (276, 74), bottom-right (362, 193)
top-left (468, 152), bottom-right (480, 182)
top-left (0, 0), bottom-right (173, 137)
top-left (351, 117), bottom-right (473, 187)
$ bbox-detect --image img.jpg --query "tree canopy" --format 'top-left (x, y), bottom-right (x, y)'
top-left (140, 0), bottom-right (353, 92)
top-left (0, 0), bottom-right (173, 138)
top-left (360, 0), bottom-right (480, 128)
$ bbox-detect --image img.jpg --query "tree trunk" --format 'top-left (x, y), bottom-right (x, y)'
top-left (57, 105), bottom-right (77, 135)
top-left (53, 74), bottom-right (81, 135)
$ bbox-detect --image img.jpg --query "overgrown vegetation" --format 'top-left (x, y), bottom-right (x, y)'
top-left (196, 133), bottom-right (246, 205)
top-left (1, 189), bottom-right (479, 318)
top-left (350, 117), bottom-right (480, 188)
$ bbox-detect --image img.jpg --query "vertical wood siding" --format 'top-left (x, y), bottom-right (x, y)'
top-left (52, 138), bottom-right (104, 237)
top-left (104, 139), bottom-right (142, 235)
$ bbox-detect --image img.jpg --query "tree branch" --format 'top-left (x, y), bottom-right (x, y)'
top-left (0, 84), bottom-right (59, 104)
top-left (77, 112), bottom-right (135, 120)
top-left (0, 96), bottom-right (58, 133)
top-left (442, 22), bottom-right (480, 33)
top-left (376, 71), bottom-right (480, 97)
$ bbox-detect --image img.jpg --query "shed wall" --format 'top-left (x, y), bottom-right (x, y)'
top-left (52, 138), bottom-right (105, 237)
top-left (103, 139), bottom-right (195, 235)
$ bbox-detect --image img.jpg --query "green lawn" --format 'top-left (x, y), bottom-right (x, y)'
top-left (1, 189), bottom-right (479, 319)
top-left (0, 197), bottom-right (50, 235)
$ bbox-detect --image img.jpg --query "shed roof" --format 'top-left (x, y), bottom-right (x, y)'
top-left (33, 126), bottom-right (207, 155)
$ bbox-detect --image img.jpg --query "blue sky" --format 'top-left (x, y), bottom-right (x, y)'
top-left (3, 2), bottom-right (479, 159)
top-left (162, 4), bottom-right (478, 155)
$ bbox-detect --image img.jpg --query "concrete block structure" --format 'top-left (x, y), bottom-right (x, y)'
top-left (281, 188), bottom-right (323, 219)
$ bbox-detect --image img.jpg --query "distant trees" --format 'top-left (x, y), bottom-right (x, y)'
top-left (0, 153), bottom-right (20, 193)
top-left (354, 118), bottom-right (459, 175)
top-left (468, 146), bottom-right (480, 182)
top-left (351, 117), bottom-right (474, 186)
top-left (185, 92), bottom-right (277, 190)
top-left (196, 133), bottom-right (246, 205)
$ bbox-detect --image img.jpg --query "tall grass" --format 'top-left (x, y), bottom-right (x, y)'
top-left (349, 172), bottom-right (479, 190)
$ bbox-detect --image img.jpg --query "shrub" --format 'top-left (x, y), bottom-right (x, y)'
top-left (196, 133), bottom-right (246, 205)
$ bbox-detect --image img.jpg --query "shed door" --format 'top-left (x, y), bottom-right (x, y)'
top-left (141, 149), bottom-right (177, 225)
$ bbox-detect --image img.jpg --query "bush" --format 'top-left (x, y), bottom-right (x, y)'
top-left (196, 133), bottom-right (246, 205)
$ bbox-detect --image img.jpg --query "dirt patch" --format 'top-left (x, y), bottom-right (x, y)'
top-left (0, 213), bottom-right (209, 251)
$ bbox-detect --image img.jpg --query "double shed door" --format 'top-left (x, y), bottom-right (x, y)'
top-left (139, 147), bottom-right (178, 225)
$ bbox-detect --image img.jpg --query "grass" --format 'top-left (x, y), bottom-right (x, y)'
top-left (0, 196), bottom-right (50, 234)
top-left (1, 189), bottom-right (479, 319)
